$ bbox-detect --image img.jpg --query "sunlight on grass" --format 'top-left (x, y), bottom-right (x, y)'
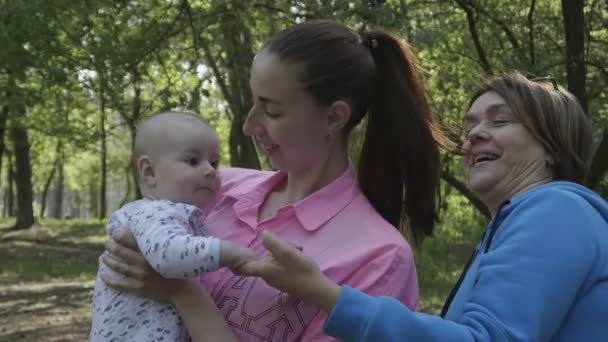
top-left (0, 219), bottom-right (105, 284)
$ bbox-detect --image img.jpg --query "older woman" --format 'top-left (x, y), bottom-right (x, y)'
top-left (241, 72), bottom-right (608, 341)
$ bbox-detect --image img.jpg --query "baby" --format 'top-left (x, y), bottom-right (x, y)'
top-left (90, 111), bottom-right (256, 342)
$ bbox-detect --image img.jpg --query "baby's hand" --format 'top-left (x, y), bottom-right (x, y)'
top-left (219, 240), bottom-right (258, 272)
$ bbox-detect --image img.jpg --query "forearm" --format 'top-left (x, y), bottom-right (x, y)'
top-left (146, 234), bottom-right (220, 278)
top-left (170, 280), bottom-right (238, 342)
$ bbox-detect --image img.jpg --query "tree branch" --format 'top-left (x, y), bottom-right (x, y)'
top-left (454, 0), bottom-right (493, 75)
top-left (183, 0), bottom-right (234, 118)
top-left (441, 170), bottom-right (490, 219)
top-left (467, 0), bottom-right (521, 52)
top-left (527, 0), bottom-right (537, 68)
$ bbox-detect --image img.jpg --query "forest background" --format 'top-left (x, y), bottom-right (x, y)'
top-left (0, 0), bottom-right (606, 340)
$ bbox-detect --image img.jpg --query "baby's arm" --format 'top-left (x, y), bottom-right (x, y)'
top-left (130, 202), bottom-right (222, 279)
top-left (130, 202), bottom-right (257, 279)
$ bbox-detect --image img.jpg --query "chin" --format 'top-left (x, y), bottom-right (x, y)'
top-left (468, 178), bottom-right (498, 197)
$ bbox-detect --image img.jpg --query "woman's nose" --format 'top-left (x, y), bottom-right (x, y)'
top-left (466, 123), bottom-right (490, 143)
top-left (242, 106), bottom-right (259, 137)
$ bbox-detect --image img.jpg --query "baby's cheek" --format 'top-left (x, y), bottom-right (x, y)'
top-left (176, 176), bottom-right (199, 193)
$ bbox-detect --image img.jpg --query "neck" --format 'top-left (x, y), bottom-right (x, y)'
top-left (484, 171), bottom-right (553, 218)
top-left (139, 186), bottom-right (159, 201)
top-left (280, 146), bottom-right (349, 204)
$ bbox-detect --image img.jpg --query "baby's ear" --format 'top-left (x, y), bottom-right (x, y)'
top-left (137, 155), bottom-right (156, 187)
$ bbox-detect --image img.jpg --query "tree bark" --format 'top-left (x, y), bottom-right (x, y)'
top-left (561, 0), bottom-right (588, 113)
top-left (222, 4), bottom-right (260, 169)
top-left (0, 105), bottom-right (7, 189)
top-left (51, 161), bottom-right (64, 218)
top-left (99, 76), bottom-right (108, 219)
top-left (11, 125), bottom-right (35, 229)
top-left (40, 157), bottom-right (59, 219)
top-left (4, 153), bottom-right (15, 217)
top-left (89, 180), bottom-right (99, 218)
top-left (184, 0), bottom-right (260, 169)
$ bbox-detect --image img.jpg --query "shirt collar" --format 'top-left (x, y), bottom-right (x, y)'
top-left (293, 167), bottom-right (358, 231)
top-left (225, 167), bottom-right (359, 232)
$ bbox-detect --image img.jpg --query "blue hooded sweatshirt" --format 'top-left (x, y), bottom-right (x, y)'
top-left (323, 181), bottom-right (608, 341)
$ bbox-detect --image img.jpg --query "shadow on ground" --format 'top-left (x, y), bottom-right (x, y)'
top-left (0, 230), bottom-right (102, 342)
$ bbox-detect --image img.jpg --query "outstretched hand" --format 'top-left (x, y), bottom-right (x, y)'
top-left (237, 231), bottom-right (341, 313)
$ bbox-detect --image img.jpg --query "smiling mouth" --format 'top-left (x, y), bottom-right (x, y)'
top-left (260, 143), bottom-right (279, 153)
top-left (472, 153), bottom-right (500, 167)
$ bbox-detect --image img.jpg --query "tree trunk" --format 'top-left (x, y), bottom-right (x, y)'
top-left (561, 0), bottom-right (588, 113)
top-left (0, 105), bottom-right (7, 189)
top-left (89, 178), bottom-right (99, 218)
top-left (39, 147), bottom-right (60, 219)
top-left (222, 5), bottom-right (260, 169)
top-left (40, 160), bottom-right (57, 219)
top-left (560, 0), bottom-right (607, 188)
top-left (126, 66), bottom-right (142, 199)
top-left (4, 152), bottom-right (15, 217)
top-left (99, 78), bottom-right (108, 219)
top-left (11, 125), bottom-right (35, 229)
top-left (52, 161), bottom-right (64, 218)
top-left (184, 0), bottom-right (260, 169)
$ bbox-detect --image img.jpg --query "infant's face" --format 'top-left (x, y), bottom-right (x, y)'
top-left (154, 126), bottom-right (221, 208)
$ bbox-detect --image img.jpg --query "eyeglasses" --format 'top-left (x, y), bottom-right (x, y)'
top-left (530, 76), bottom-right (560, 92)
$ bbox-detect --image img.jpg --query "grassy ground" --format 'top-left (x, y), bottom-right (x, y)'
top-left (0, 219), bottom-right (456, 341)
top-left (0, 219), bottom-right (105, 341)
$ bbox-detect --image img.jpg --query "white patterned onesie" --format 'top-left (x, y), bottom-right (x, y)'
top-left (90, 199), bottom-right (220, 342)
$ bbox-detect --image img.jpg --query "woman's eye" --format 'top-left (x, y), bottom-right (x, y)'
top-left (187, 157), bottom-right (199, 166)
top-left (210, 160), bottom-right (220, 169)
top-left (493, 120), bottom-right (510, 126)
top-left (266, 111), bottom-right (281, 119)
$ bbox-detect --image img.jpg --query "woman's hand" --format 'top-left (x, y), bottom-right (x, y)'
top-left (237, 231), bottom-right (342, 313)
top-left (103, 228), bottom-right (239, 342)
top-left (101, 228), bottom-right (187, 302)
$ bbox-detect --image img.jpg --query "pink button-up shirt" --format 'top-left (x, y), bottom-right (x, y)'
top-left (201, 167), bottom-right (418, 341)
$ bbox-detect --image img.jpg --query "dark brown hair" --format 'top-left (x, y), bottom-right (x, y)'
top-left (469, 72), bottom-right (593, 183)
top-left (263, 20), bottom-right (449, 245)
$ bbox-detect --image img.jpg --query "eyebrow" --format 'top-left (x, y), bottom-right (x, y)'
top-left (257, 95), bottom-right (283, 105)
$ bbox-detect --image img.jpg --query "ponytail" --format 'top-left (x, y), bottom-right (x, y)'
top-left (264, 20), bottom-right (449, 245)
top-left (359, 31), bottom-right (447, 245)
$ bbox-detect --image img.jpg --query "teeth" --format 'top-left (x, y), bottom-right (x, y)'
top-left (474, 153), bottom-right (498, 164)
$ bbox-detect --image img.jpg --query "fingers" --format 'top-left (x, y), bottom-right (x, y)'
top-left (288, 243), bottom-right (303, 252)
top-left (234, 260), bottom-right (263, 277)
top-left (100, 271), bottom-right (144, 292)
top-left (111, 228), bottom-right (140, 252)
top-left (101, 252), bottom-right (145, 279)
top-left (236, 257), bottom-right (278, 277)
top-left (261, 231), bottom-right (302, 264)
top-left (105, 238), bottom-right (147, 267)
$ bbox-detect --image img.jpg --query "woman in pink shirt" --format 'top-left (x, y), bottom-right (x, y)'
top-left (102, 19), bottom-right (448, 341)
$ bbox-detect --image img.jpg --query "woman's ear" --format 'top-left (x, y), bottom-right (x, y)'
top-left (137, 155), bottom-right (156, 187)
top-left (326, 100), bottom-right (352, 137)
